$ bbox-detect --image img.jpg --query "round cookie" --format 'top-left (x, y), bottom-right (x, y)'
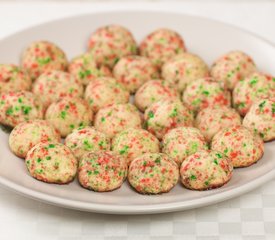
top-left (45, 97), bottom-right (93, 137)
top-left (25, 142), bottom-right (77, 184)
top-left (128, 153), bottom-right (179, 194)
top-left (32, 70), bottom-right (84, 108)
top-left (68, 52), bottom-right (112, 86)
top-left (87, 25), bottom-right (138, 68)
top-left (233, 72), bottom-right (275, 116)
top-left (112, 128), bottom-right (160, 165)
top-left (0, 64), bottom-right (31, 93)
top-left (161, 52), bottom-right (209, 92)
top-left (211, 125), bottom-right (264, 168)
top-left (180, 150), bottom-right (233, 190)
top-left (195, 106), bottom-right (242, 142)
top-left (243, 99), bottom-right (275, 141)
top-left (183, 77), bottom-right (231, 113)
top-left (211, 50), bottom-right (257, 90)
top-left (78, 151), bottom-right (127, 192)
top-left (21, 41), bottom-right (68, 80)
top-left (94, 103), bottom-right (142, 138)
top-left (65, 127), bottom-right (111, 160)
top-left (139, 28), bottom-right (186, 69)
top-left (134, 80), bottom-right (180, 112)
top-left (144, 99), bottom-right (194, 139)
top-left (0, 91), bottom-right (43, 128)
top-left (162, 127), bottom-right (208, 166)
top-left (113, 55), bottom-right (159, 93)
top-left (9, 119), bottom-right (61, 158)
top-left (84, 77), bottom-right (130, 112)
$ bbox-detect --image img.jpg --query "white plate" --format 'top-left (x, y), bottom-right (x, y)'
top-left (0, 10), bottom-right (274, 215)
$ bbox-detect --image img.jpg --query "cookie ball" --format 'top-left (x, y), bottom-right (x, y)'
top-left (68, 52), bottom-right (112, 86)
top-left (65, 127), bottom-right (110, 160)
top-left (162, 127), bottom-right (208, 166)
top-left (243, 99), bottom-right (275, 141)
top-left (195, 106), bottom-right (242, 142)
top-left (32, 70), bottom-right (83, 108)
top-left (25, 142), bottom-right (77, 184)
top-left (139, 28), bottom-right (186, 69)
top-left (134, 80), bottom-right (180, 112)
top-left (0, 64), bottom-right (31, 93)
top-left (112, 128), bottom-right (160, 165)
top-left (87, 25), bottom-right (138, 68)
top-left (183, 77), bottom-right (231, 113)
top-left (211, 50), bottom-right (257, 90)
top-left (144, 99), bottom-right (194, 139)
top-left (233, 72), bottom-right (275, 116)
top-left (180, 150), bottom-right (233, 190)
top-left (161, 53), bottom-right (209, 92)
top-left (94, 103), bottom-right (142, 138)
top-left (78, 151), bottom-right (127, 192)
top-left (128, 153), bottom-right (179, 194)
top-left (0, 91), bottom-right (43, 128)
top-left (45, 97), bottom-right (93, 137)
top-left (211, 125), bottom-right (264, 168)
top-left (84, 77), bottom-right (130, 112)
top-left (113, 55), bottom-right (159, 93)
top-left (9, 120), bottom-right (60, 158)
top-left (21, 41), bottom-right (68, 80)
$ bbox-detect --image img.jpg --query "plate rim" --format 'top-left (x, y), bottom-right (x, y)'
top-left (0, 9), bottom-right (274, 214)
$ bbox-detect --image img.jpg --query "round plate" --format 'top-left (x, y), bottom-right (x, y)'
top-left (0, 10), bottom-right (274, 215)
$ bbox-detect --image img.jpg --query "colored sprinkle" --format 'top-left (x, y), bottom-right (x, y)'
top-left (190, 175), bottom-right (197, 180)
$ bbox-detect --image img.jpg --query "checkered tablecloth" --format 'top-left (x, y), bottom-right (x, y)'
top-left (0, 1), bottom-right (274, 239)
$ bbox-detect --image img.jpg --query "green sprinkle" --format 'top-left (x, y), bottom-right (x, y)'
top-left (169, 108), bottom-right (178, 117)
top-left (36, 169), bottom-right (43, 174)
top-left (94, 170), bottom-right (99, 175)
top-left (70, 124), bottom-right (75, 129)
top-left (87, 170), bottom-right (92, 176)
top-left (259, 101), bottom-right (266, 109)
top-left (114, 58), bottom-right (119, 65)
top-left (249, 78), bottom-right (258, 86)
top-left (37, 158), bottom-right (42, 163)
top-left (202, 90), bottom-right (209, 96)
top-left (37, 57), bottom-right (51, 65)
top-left (60, 111), bottom-right (66, 119)
top-left (83, 139), bottom-right (93, 150)
top-left (190, 175), bottom-right (197, 180)
top-left (148, 111), bottom-right (154, 119)
top-left (143, 161), bottom-right (147, 166)
top-left (224, 148), bottom-right (229, 154)
top-left (204, 181), bottom-right (209, 186)
top-left (101, 117), bottom-right (106, 122)
top-left (155, 157), bottom-right (161, 164)
top-left (215, 153), bottom-right (222, 158)
top-left (213, 159), bottom-right (218, 165)
top-left (119, 145), bottom-right (129, 155)
top-left (6, 107), bottom-right (13, 115)
top-left (18, 98), bottom-right (22, 103)
top-left (22, 106), bottom-right (32, 115)
top-left (48, 144), bottom-right (55, 148)
top-left (26, 160), bottom-right (30, 165)
top-left (46, 156), bottom-right (51, 160)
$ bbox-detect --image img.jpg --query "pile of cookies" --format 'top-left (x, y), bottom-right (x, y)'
top-left (0, 25), bottom-right (274, 194)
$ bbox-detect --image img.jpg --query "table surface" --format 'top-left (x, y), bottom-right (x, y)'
top-left (0, 1), bottom-right (275, 240)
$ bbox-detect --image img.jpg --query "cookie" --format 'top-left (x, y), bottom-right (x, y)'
top-left (21, 41), bottom-right (68, 80)
top-left (180, 150), bottom-right (233, 190)
top-left (78, 151), bottom-right (127, 192)
top-left (45, 97), bottom-right (93, 137)
top-left (112, 128), bottom-right (160, 165)
top-left (211, 125), bottom-right (264, 167)
top-left (94, 103), bottom-right (142, 138)
top-left (9, 119), bottom-right (60, 158)
top-left (162, 127), bottom-right (208, 166)
top-left (25, 142), bottom-right (77, 184)
top-left (128, 153), bottom-right (179, 194)
top-left (161, 52), bottom-right (209, 92)
top-left (134, 80), bottom-right (180, 112)
top-left (65, 127), bottom-right (110, 160)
